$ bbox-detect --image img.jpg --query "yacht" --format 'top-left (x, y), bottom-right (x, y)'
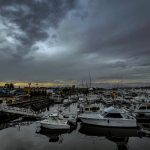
top-left (78, 106), bottom-right (137, 128)
top-left (79, 103), bottom-right (102, 113)
top-left (63, 98), bottom-right (71, 107)
top-left (39, 113), bottom-right (70, 130)
top-left (52, 95), bottom-right (63, 104)
top-left (134, 104), bottom-right (150, 119)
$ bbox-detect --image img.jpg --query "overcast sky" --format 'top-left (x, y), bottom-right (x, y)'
top-left (0, 0), bottom-right (150, 84)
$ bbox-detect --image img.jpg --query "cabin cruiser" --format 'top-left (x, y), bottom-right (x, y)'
top-left (78, 95), bottom-right (87, 103)
top-left (79, 103), bottom-right (103, 113)
top-left (51, 95), bottom-right (63, 104)
top-left (86, 94), bottom-right (100, 103)
top-left (78, 106), bottom-right (137, 128)
top-left (70, 95), bottom-right (78, 103)
top-left (63, 98), bottom-right (71, 107)
top-left (103, 98), bottom-right (114, 105)
top-left (134, 104), bottom-right (150, 119)
top-left (39, 113), bottom-right (70, 130)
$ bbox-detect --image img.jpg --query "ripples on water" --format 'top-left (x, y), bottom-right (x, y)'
top-left (0, 104), bottom-right (150, 150)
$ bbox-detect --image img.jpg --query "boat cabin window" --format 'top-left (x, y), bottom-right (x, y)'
top-left (85, 107), bottom-right (99, 112)
top-left (51, 116), bottom-right (58, 120)
top-left (85, 108), bottom-right (89, 111)
top-left (147, 106), bottom-right (150, 109)
top-left (104, 113), bottom-right (123, 118)
top-left (139, 106), bottom-right (146, 110)
top-left (90, 107), bottom-right (99, 112)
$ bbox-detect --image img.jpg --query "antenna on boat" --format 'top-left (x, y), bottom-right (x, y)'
top-left (86, 81), bottom-right (88, 89)
top-left (81, 80), bottom-right (84, 88)
top-left (89, 72), bottom-right (92, 88)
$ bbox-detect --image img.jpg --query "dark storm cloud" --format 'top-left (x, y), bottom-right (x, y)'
top-left (0, 0), bottom-right (150, 83)
top-left (0, 0), bottom-right (76, 60)
top-left (72, 0), bottom-right (150, 81)
top-left (80, 0), bottom-right (150, 56)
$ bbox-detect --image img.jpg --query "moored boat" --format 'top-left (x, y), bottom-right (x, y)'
top-left (78, 106), bottom-right (137, 128)
top-left (39, 113), bottom-right (70, 130)
top-left (134, 104), bottom-right (150, 122)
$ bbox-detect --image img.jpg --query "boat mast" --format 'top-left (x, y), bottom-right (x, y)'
top-left (89, 72), bottom-right (92, 88)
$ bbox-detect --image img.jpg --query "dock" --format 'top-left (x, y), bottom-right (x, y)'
top-left (0, 103), bottom-right (42, 118)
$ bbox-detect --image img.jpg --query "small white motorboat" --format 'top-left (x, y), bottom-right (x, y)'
top-left (78, 106), bottom-right (137, 128)
top-left (39, 113), bottom-right (70, 130)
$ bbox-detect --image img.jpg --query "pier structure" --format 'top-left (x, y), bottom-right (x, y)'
top-left (0, 102), bottom-right (42, 118)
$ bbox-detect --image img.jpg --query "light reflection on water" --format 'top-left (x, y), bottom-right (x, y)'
top-left (0, 104), bottom-right (150, 150)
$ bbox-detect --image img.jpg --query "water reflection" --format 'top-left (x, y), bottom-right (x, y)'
top-left (106, 137), bottom-right (129, 150)
top-left (0, 102), bottom-right (150, 150)
top-left (79, 124), bottom-right (139, 150)
top-left (79, 124), bottom-right (138, 137)
top-left (138, 123), bottom-right (150, 137)
top-left (0, 120), bottom-right (33, 130)
top-left (36, 128), bottom-right (71, 143)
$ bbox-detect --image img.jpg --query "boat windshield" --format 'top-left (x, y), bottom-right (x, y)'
top-left (51, 116), bottom-right (58, 120)
top-left (104, 113), bottom-right (123, 118)
top-left (139, 106), bottom-right (147, 110)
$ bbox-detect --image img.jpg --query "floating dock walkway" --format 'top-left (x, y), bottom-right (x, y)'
top-left (0, 103), bottom-right (42, 118)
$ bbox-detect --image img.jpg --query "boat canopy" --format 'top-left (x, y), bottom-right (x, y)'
top-left (138, 104), bottom-right (150, 110)
top-left (104, 106), bottom-right (123, 114)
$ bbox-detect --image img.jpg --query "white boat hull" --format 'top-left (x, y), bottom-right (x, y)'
top-left (79, 117), bottom-right (137, 128)
top-left (135, 112), bottom-right (150, 117)
top-left (40, 122), bottom-right (70, 129)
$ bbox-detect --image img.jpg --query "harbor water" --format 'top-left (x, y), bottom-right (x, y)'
top-left (0, 103), bottom-right (150, 150)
